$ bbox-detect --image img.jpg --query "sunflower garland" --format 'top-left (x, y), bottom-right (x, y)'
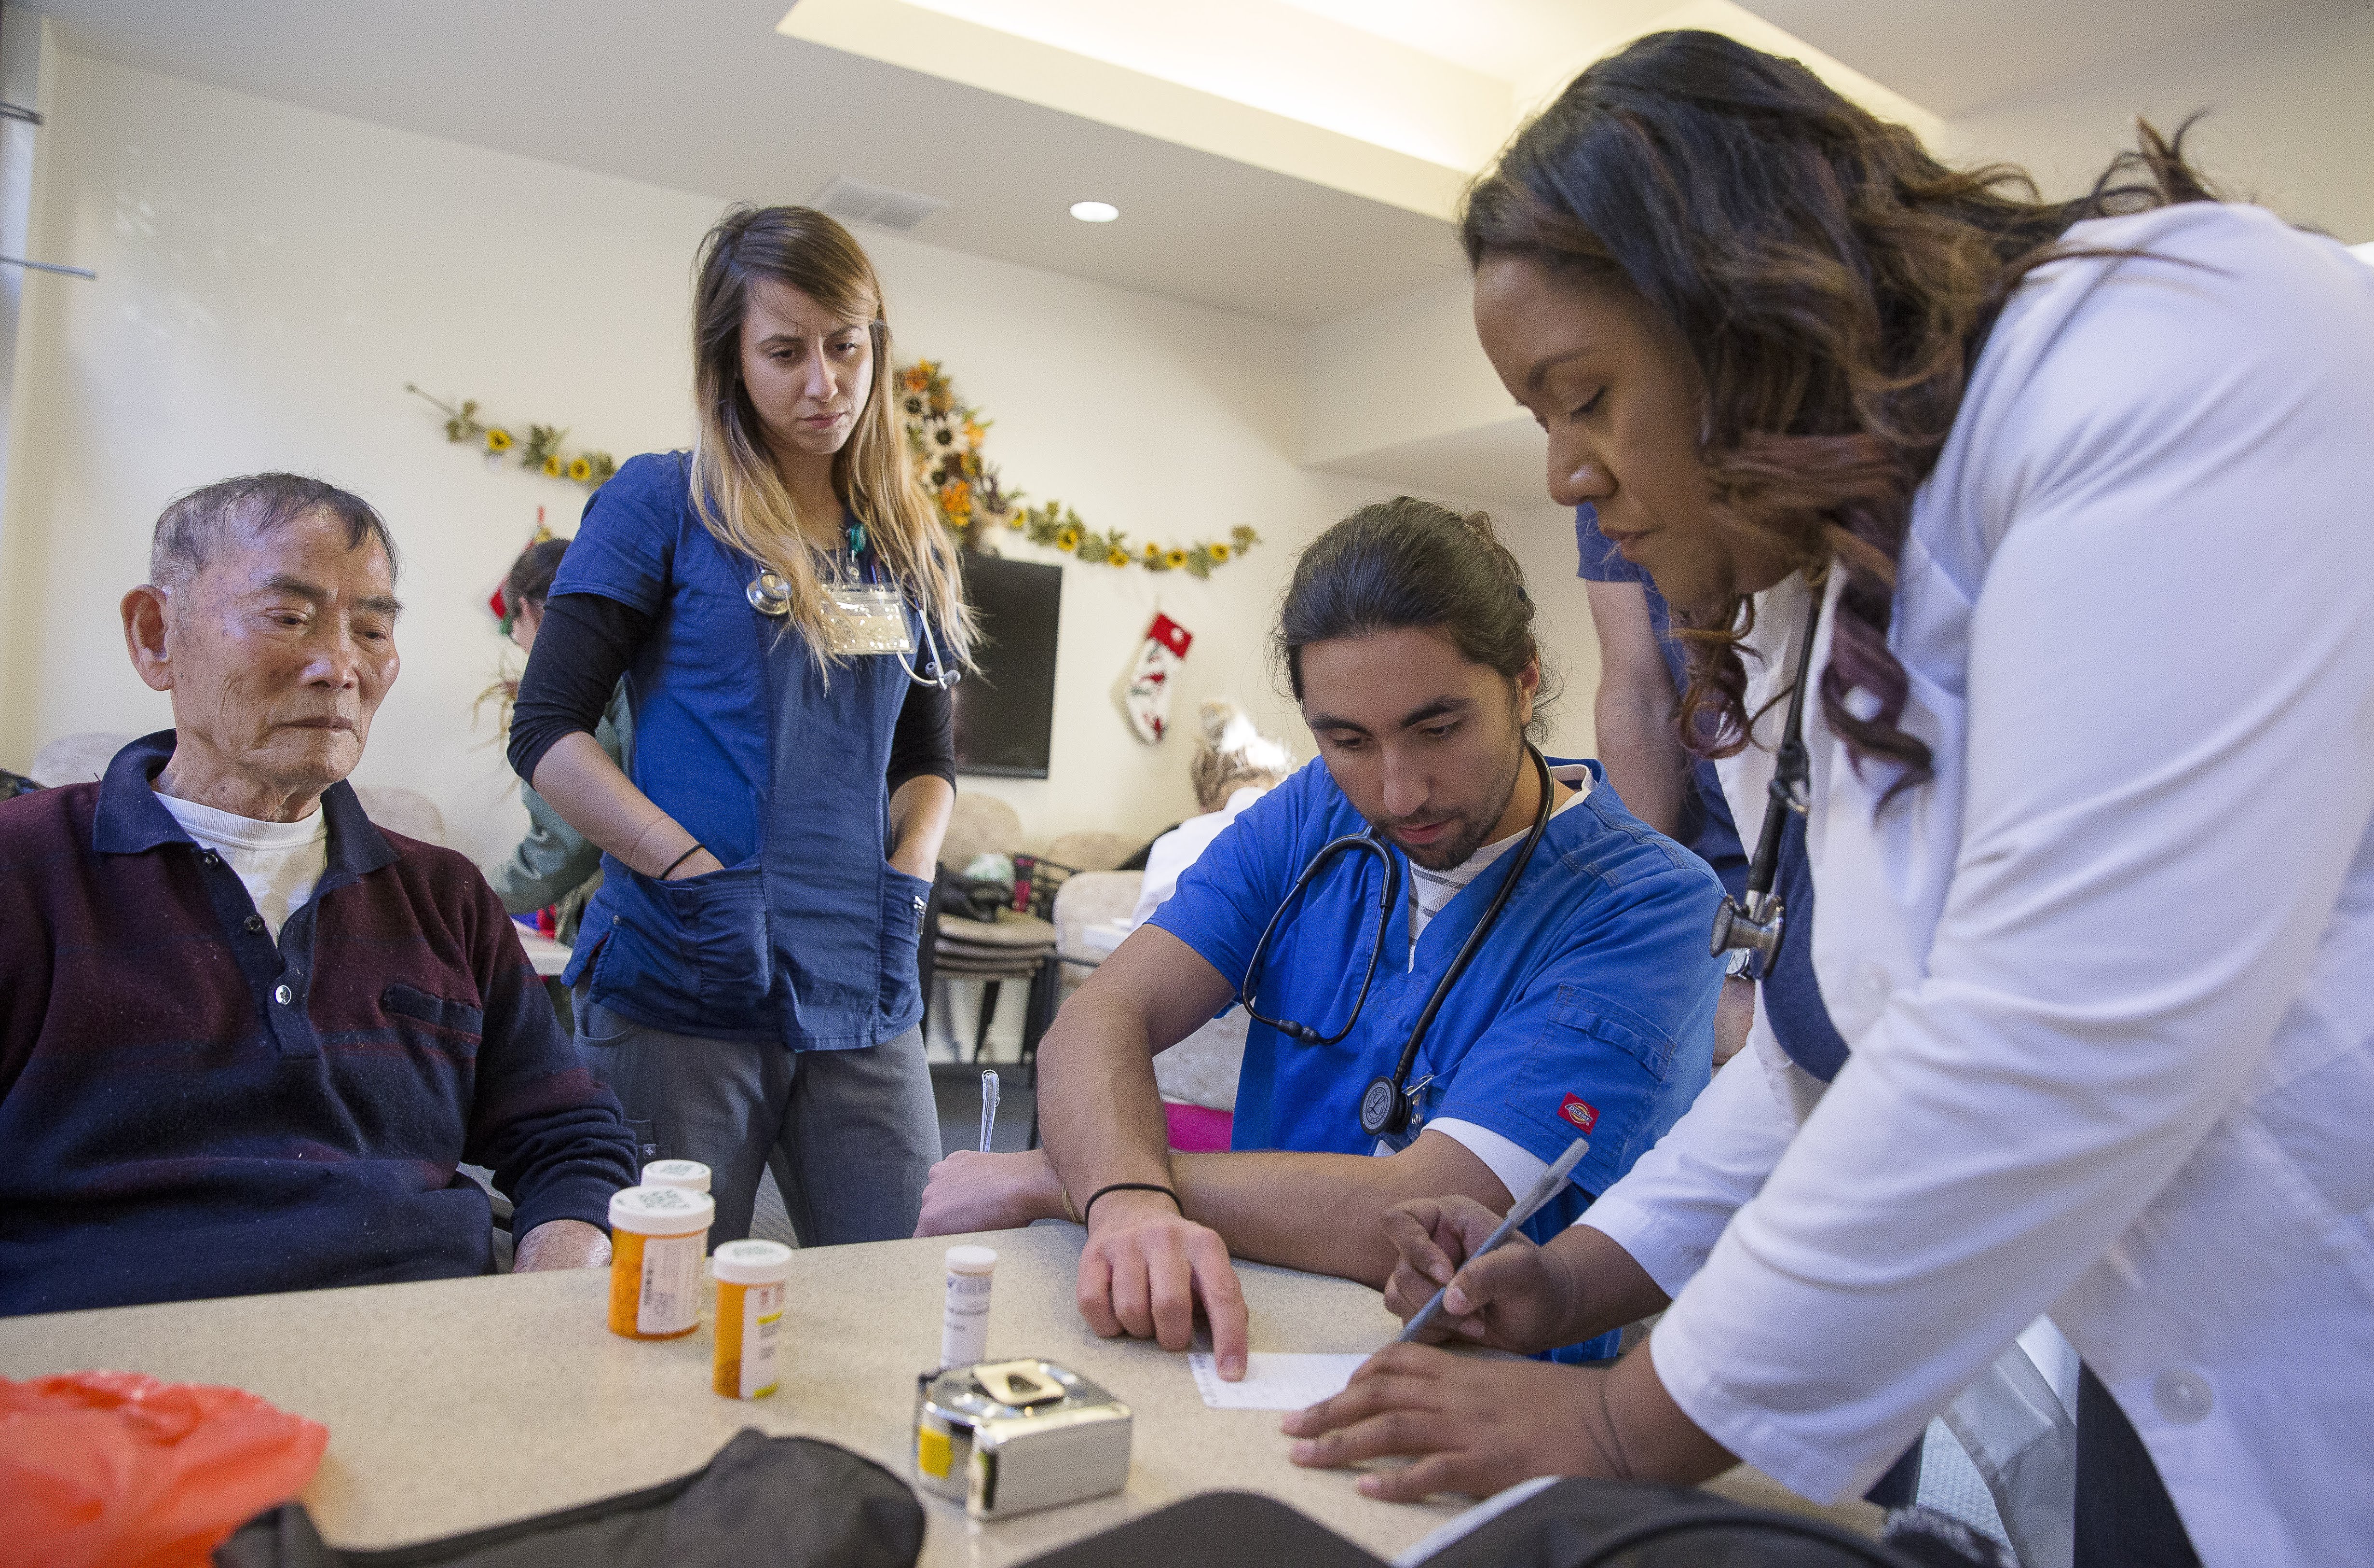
top-left (898, 360), bottom-right (1257, 577)
top-left (406, 385), bottom-right (619, 490)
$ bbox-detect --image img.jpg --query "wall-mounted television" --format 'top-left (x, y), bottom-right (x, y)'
top-left (951, 554), bottom-right (1063, 779)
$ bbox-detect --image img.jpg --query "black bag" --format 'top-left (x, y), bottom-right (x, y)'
top-left (214, 1429), bottom-right (924, 1568)
top-left (1016, 1481), bottom-right (2013, 1568)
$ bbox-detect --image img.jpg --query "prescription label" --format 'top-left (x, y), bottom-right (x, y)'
top-left (637, 1231), bottom-right (703, 1336)
top-left (738, 1280), bottom-right (785, 1399)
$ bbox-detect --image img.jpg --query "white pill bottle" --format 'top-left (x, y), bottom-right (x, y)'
top-left (940, 1245), bottom-right (997, 1369)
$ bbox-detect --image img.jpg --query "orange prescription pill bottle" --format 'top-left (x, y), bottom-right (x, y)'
top-left (712, 1240), bottom-right (794, 1399)
top-left (607, 1185), bottom-right (713, 1339)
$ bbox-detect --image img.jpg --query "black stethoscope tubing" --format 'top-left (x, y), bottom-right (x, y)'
top-left (1238, 746), bottom-right (1558, 1139)
top-left (1708, 584), bottom-right (1823, 972)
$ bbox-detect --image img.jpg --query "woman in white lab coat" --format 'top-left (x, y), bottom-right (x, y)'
top-left (1282, 31), bottom-right (2374, 1568)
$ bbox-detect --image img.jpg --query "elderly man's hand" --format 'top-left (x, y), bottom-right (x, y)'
top-left (916, 1149), bottom-right (1069, 1237)
top-left (514, 1218), bottom-right (611, 1272)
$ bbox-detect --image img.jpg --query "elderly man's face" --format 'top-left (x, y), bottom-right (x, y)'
top-left (132, 509), bottom-right (400, 818)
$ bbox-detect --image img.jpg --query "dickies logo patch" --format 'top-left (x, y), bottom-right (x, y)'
top-left (1557, 1094), bottom-right (1599, 1133)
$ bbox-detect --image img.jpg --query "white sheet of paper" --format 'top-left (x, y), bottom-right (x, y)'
top-left (1188, 1351), bottom-right (1369, 1410)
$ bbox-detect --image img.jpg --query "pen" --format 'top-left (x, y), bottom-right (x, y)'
top-left (1396, 1136), bottom-right (1589, 1344)
top-left (979, 1069), bottom-right (1000, 1154)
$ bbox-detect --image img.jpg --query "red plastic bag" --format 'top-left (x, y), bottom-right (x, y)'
top-left (0, 1370), bottom-right (328, 1568)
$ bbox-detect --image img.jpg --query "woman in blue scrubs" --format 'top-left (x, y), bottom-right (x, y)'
top-left (510, 205), bottom-right (971, 1246)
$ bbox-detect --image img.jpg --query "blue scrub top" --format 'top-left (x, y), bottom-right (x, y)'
top-left (1575, 504), bottom-right (1850, 1080)
top-left (553, 451), bottom-right (932, 1050)
top-left (1150, 757), bottom-right (1725, 1243)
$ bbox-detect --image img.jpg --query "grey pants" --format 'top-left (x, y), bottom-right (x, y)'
top-left (575, 995), bottom-right (941, 1247)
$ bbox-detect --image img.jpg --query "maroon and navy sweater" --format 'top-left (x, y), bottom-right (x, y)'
top-left (0, 732), bottom-right (638, 1316)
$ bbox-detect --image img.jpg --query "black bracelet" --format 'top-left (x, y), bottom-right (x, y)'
top-left (1081, 1182), bottom-right (1182, 1227)
top-left (659, 844), bottom-right (707, 880)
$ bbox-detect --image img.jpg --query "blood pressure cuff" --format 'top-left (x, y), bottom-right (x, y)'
top-left (214, 1429), bottom-right (923, 1568)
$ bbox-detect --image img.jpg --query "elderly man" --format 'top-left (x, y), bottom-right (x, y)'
top-left (0, 473), bottom-right (637, 1315)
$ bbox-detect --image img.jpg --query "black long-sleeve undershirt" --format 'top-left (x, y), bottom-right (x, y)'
top-left (508, 592), bottom-right (955, 803)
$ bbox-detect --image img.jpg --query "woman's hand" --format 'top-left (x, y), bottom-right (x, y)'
top-left (1380, 1196), bottom-right (1577, 1355)
top-left (1282, 1338), bottom-right (1736, 1503)
top-left (1283, 1344), bottom-right (1618, 1501)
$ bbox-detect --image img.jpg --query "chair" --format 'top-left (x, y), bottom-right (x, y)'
top-left (353, 786), bottom-right (447, 847)
top-left (1044, 831), bottom-right (1135, 873)
top-left (1051, 870), bottom-right (1144, 1009)
top-left (29, 731), bottom-right (136, 787)
top-left (934, 908), bottom-right (1059, 1062)
top-left (940, 791), bottom-right (1023, 869)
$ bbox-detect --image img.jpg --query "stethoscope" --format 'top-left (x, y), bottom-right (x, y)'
top-left (745, 521), bottom-right (960, 689)
top-left (1237, 746), bottom-right (1557, 1140)
top-left (1707, 587), bottom-right (1823, 974)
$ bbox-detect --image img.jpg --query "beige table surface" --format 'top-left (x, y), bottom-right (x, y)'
top-left (0, 1224), bottom-right (1875, 1564)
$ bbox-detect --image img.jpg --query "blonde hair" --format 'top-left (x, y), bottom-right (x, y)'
top-left (1190, 699), bottom-right (1292, 812)
top-left (689, 205), bottom-right (972, 667)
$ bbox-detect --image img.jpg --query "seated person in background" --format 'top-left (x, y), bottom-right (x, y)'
top-left (918, 498), bottom-right (1723, 1377)
top-left (1083, 699), bottom-right (1294, 1147)
top-left (0, 474), bottom-right (638, 1316)
top-left (483, 535), bottom-right (633, 944)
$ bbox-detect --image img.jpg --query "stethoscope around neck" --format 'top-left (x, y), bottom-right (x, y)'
top-left (1237, 746), bottom-right (1558, 1141)
top-left (1707, 587), bottom-right (1824, 974)
top-left (744, 520), bottom-right (959, 690)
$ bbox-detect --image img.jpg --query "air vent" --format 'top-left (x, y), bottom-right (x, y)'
top-left (809, 175), bottom-right (951, 232)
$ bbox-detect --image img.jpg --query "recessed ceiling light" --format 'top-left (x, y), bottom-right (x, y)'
top-left (1069, 201), bottom-right (1120, 223)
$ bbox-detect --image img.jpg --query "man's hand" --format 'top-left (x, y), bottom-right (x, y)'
top-left (1379, 1196), bottom-right (1577, 1355)
top-left (1283, 1344), bottom-right (1619, 1501)
top-left (514, 1218), bottom-right (611, 1272)
top-left (916, 1149), bottom-right (1068, 1237)
top-left (1077, 1191), bottom-right (1248, 1378)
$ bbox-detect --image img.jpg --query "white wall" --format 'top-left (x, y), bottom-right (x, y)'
top-left (1941, 5), bottom-right (2374, 245)
top-left (0, 45), bottom-right (1437, 864)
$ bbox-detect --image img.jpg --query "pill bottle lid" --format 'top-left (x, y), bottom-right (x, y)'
top-left (945, 1245), bottom-right (998, 1276)
top-left (713, 1239), bottom-right (794, 1285)
top-left (641, 1159), bottom-right (711, 1193)
top-left (609, 1184), bottom-right (715, 1236)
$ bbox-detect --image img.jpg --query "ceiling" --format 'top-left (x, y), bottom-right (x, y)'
top-left (11, 0), bottom-right (1467, 326)
top-left (1746, 0), bottom-right (2359, 118)
top-left (14, 0), bottom-right (2345, 330)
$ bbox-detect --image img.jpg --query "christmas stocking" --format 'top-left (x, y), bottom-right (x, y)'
top-left (1121, 613), bottom-right (1193, 743)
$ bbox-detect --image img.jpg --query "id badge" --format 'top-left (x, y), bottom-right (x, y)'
top-left (818, 582), bottom-right (916, 657)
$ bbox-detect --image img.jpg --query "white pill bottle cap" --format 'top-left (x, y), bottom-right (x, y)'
top-left (641, 1159), bottom-right (712, 1194)
top-left (945, 1245), bottom-right (997, 1275)
top-left (714, 1239), bottom-right (794, 1285)
top-left (609, 1185), bottom-right (716, 1236)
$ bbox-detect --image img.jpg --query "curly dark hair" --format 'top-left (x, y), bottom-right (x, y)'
top-left (1460, 29), bottom-right (2216, 790)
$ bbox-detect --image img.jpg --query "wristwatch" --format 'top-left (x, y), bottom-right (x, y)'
top-left (1723, 946), bottom-right (1758, 982)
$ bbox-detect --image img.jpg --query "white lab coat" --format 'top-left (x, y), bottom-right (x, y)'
top-left (1579, 204), bottom-right (2374, 1568)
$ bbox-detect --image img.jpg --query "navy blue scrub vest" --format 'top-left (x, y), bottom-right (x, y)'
top-left (558, 452), bottom-right (932, 1050)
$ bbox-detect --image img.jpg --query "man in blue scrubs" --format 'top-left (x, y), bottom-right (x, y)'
top-left (916, 498), bottom-right (1722, 1375)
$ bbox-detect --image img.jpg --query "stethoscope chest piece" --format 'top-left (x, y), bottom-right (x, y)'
top-left (1359, 1077), bottom-right (1406, 1139)
top-left (747, 571), bottom-right (794, 616)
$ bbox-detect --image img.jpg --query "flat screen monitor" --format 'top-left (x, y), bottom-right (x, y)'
top-left (951, 554), bottom-right (1062, 778)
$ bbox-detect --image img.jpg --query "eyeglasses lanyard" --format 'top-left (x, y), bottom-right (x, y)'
top-left (1709, 587), bottom-right (1823, 973)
